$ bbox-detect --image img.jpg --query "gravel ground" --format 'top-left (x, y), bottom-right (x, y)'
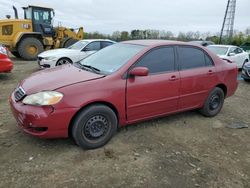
top-left (0, 57), bottom-right (249, 188)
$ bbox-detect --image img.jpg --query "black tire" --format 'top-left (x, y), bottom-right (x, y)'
top-left (72, 105), bottom-right (118, 149)
top-left (199, 87), bottom-right (224, 117)
top-left (18, 37), bottom-right (44, 60)
top-left (63, 38), bottom-right (78, 48)
top-left (243, 78), bottom-right (250, 82)
top-left (11, 51), bottom-right (21, 58)
top-left (56, 58), bottom-right (72, 66)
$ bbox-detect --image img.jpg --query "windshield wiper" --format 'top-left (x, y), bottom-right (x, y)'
top-left (77, 63), bottom-right (101, 74)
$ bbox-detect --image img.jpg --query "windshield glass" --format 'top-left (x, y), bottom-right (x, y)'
top-left (68, 41), bottom-right (88, 50)
top-left (79, 43), bottom-right (145, 75)
top-left (207, 46), bottom-right (229, 55)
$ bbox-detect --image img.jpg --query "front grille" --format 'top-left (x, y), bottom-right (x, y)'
top-left (14, 87), bottom-right (26, 102)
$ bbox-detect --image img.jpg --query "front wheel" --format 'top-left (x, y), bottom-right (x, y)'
top-left (72, 105), bottom-right (118, 149)
top-left (199, 87), bottom-right (224, 117)
top-left (56, 58), bottom-right (72, 66)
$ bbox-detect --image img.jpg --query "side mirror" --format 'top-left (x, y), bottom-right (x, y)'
top-left (129, 67), bottom-right (149, 77)
top-left (228, 52), bottom-right (236, 56)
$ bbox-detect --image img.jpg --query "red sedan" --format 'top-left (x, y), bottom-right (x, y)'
top-left (9, 40), bottom-right (238, 149)
top-left (0, 45), bottom-right (13, 73)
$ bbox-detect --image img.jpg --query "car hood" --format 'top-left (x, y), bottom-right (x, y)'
top-left (38, 48), bottom-right (81, 57)
top-left (20, 64), bottom-right (105, 94)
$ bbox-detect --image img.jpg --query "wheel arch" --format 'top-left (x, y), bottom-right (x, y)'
top-left (215, 83), bottom-right (227, 98)
top-left (68, 101), bottom-right (119, 138)
top-left (56, 57), bottom-right (73, 65)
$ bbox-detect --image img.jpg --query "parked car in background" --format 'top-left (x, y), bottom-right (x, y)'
top-left (0, 44), bottom-right (13, 73)
top-left (241, 61), bottom-right (250, 82)
top-left (240, 42), bottom-right (250, 54)
top-left (37, 39), bottom-right (116, 68)
top-left (188, 40), bottom-right (215, 47)
top-left (10, 40), bottom-right (238, 149)
top-left (207, 45), bottom-right (249, 68)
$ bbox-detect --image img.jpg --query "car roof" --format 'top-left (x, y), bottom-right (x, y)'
top-left (121, 40), bottom-right (186, 46)
top-left (208, 44), bottom-right (238, 48)
top-left (79, 39), bottom-right (115, 43)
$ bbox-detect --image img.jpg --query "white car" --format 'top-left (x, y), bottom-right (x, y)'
top-left (37, 39), bottom-right (116, 68)
top-left (207, 45), bottom-right (249, 68)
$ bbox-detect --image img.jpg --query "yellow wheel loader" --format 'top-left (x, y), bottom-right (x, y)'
top-left (0, 5), bottom-right (84, 60)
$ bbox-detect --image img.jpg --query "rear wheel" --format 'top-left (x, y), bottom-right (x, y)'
top-left (56, 58), bottom-right (72, 66)
top-left (18, 37), bottom-right (44, 60)
top-left (199, 87), bottom-right (224, 117)
top-left (72, 105), bottom-right (118, 149)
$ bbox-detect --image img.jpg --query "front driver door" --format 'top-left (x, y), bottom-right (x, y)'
top-left (126, 46), bottom-right (180, 122)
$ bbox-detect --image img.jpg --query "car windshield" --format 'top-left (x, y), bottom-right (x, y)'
top-left (207, 46), bottom-right (229, 55)
top-left (68, 41), bottom-right (88, 50)
top-left (79, 43), bottom-right (145, 75)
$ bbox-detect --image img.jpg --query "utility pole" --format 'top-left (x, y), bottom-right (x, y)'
top-left (219, 0), bottom-right (237, 44)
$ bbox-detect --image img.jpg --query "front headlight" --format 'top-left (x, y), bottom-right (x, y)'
top-left (44, 56), bottom-right (57, 60)
top-left (22, 91), bottom-right (63, 106)
top-left (0, 46), bottom-right (7, 55)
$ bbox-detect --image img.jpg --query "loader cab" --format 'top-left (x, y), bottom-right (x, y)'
top-left (23, 6), bottom-right (55, 37)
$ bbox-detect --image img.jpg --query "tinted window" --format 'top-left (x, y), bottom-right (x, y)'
top-left (205, 54), bottom-right (214, 66)
top-left (179, 47), bottom-right (206, 70)
top-left (102, 41), bottom-right (113, 48)
top-left (135, 47), bottom-right (175, 74)
top-left (85, 42), bottom-right (101, 51)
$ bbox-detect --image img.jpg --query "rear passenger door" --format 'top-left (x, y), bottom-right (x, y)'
top-left (177, 46), bottom-right (216, 110)
top-left (126, 46), bottom-right (180, 122)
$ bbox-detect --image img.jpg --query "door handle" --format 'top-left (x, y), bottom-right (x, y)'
top-left (169, 75), bottom-right (178, 81)
top-left (207, 70), bottom-right (213, 75)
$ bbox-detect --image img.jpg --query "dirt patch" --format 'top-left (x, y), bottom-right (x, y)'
top-left (0, 57), bottom-right (249, 188)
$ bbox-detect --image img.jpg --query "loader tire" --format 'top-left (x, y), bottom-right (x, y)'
top-left (18, 37), bottom-right (44, 60)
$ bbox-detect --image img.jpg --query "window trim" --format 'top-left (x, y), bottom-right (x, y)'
top-left (176, 45), bottom-right (215, 71)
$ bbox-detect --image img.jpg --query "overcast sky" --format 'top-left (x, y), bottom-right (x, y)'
top-left (0, 0), bottom-right (249, 35)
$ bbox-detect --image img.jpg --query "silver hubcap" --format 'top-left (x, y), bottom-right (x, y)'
top-left (57, 59), bottom-right (70, 66)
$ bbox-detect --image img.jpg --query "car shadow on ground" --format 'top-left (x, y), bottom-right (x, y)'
top-left (13, 110), bottom-right (199, 150)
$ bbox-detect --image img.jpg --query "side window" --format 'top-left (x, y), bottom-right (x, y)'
top-left (85, 42), bottom-right (101, 51)
top-left (235, 48), bottom-right (243, 54)
top-left (135, 47), bottom-right (175, 74)
top-left (179, 47), bottom-right (206, 70)
top-left (229, 47), bottom-right (236, 54)
top-left (205, 53), bottom-right (214, 66)
top-left (101, 41), bottom-right (113, 49)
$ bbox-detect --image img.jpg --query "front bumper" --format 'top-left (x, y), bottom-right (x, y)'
top-left (37, 57), bottom-right (57, 68)
top-left (9, 93), bottom-right (78, 138)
